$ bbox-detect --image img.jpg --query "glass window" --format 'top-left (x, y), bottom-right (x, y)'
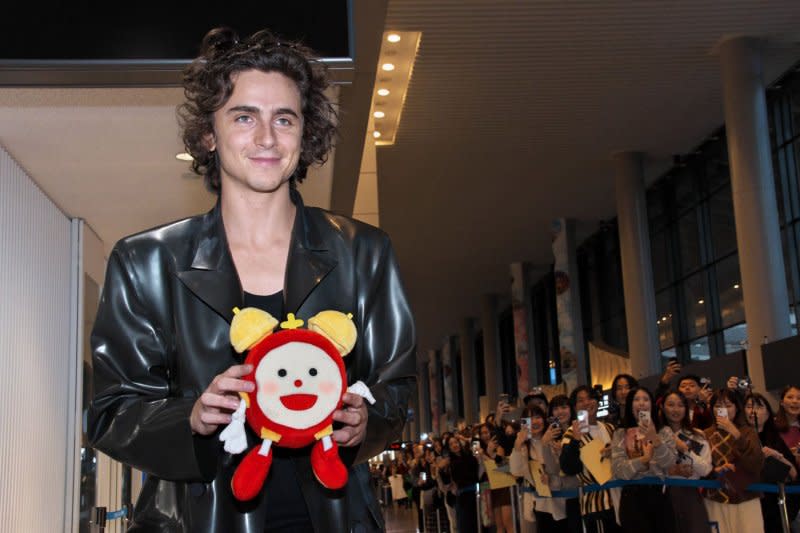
top-left (651, 230), bottom-right (670, 289)
top-left (689, 336), bottom-right (711, 361)
top-left (722, 323), bottom-right (748, 354)
top-left (708, 186), bottom-right (737, 259)
top-left (656, 289), bottom-right (675, 349)
top-left (715, 254), bottom-right (745, 327)
top-left (677, 210), bottom-right (701, 275)
top-left (683, 271), bottom-right (708, 339)
top-left (674, 168), bottom-right (697, 213)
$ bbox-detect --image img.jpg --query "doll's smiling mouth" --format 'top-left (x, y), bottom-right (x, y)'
top-left (280, 393), bottom-right (318, 410)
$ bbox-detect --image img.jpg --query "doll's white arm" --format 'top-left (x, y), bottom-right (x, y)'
top-left (219, 398), bottom-right (248, 454)
top-left (347, 381), bottom-right (376, 404)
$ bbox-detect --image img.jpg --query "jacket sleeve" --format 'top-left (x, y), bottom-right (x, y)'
top-left (652, 427), bottom-right (678, 472)
top-left (509, 447), bottom-right (533, 484)
top-left (87, 245), bottom-right (218, 481)
top-left (559, 430), bottom-right (584, 476)
top-left (690, 432), bottom-right (713, 478)
top-left (612, 429), bottom-right (647, 479)
top-left (735, 426), bottom-right (765, 476)
top-left (353, 235), bottom-right (417, 464)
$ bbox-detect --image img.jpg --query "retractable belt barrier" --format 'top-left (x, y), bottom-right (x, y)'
top-left (518, 476), bottom-right (800, 498)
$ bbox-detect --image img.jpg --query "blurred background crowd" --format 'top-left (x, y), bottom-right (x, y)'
top-left (370, 368), bottom-right (800, 533)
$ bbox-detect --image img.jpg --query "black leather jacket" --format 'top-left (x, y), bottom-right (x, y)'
top-left (88, 191), bottom-right (416, 532)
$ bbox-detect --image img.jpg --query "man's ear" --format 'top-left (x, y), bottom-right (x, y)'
top-left (204, 131), bottom-right (216, 152)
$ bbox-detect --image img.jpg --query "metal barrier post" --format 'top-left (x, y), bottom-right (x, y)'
top-left (91, 507), bottom-right (107, 533)
top-left (778, 482), bottom-right (791, 533)
top-left (436, 507), bottom-right (442, 532)
top-left (509, 484), bottom-right (520, 533)
top-left (475, 483), bottom-right (482, 533)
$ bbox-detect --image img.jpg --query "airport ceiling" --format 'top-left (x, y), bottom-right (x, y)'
top-left (1, 1), bottom-right (800, 357)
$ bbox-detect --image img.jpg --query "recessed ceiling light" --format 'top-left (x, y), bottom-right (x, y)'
top-left (175, 152), bottom-right (193, 161)
top-left (387, 34), bottom-right (401, 43)
top-left (733, 284), bottom-right (740, 289)
top-left (377, 88), bottom-right (390, 96)
top-left (373, 111), bottom-right (385, 118)
top-left (373, 131), bottom-right (381, 138)
top-left (698, 299), bottom-right (704, 304)
top-left (382, 63), bottom-right (395, 72)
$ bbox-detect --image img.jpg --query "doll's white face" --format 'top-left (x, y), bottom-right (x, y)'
top-left (254, 342), bottom-right (343, 429)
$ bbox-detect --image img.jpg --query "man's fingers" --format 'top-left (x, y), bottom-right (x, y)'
top-left (200, 411), bottom-right (232, 426)
top-left (212, 375), bottom-right (255, 395)
top-left (200, 392), bottom-right (241, 411)
top-left (340, 392), bottom-right (365, 408)
top-left (223, 364), bottom-right (253, 377)
top-left (333, 408), bottom-right (363, 427)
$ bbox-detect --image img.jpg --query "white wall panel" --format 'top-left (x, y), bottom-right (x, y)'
top-left (0, 145), bottom-right (73, 531)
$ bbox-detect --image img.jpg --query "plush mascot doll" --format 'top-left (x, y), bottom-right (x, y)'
top-left (219, 307), bottom-right (375, 501)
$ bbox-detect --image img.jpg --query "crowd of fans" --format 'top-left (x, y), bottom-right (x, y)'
top-left (369, 366), bottom-right (800, 533)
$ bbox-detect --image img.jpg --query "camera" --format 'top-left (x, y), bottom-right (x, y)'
top-left (737, 377), bottom-right (752, 390)
top-left (700, 377), bottom-right (711, 387)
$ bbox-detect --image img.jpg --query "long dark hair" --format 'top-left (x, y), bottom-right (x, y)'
top-left (621, 386), bottom-right (661, 430)
top-left (658, 390), bottom-right (692, 432)
top-left (611, 374), bottom-right (639, 403)
top-left (774, 385), bottom-right (800, 433)
top-left (744, 392), bottom-right (776, 437)
top-left (710, 388), bottom-right (747, 427)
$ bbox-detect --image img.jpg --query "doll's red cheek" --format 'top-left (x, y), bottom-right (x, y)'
top-left (318, 381), bottom-right (338, 395)
top-left (261, 381), bottom-right (280, 395)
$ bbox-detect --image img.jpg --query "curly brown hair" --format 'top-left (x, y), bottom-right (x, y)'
top-left (178, 27), bottom-right (338, 193)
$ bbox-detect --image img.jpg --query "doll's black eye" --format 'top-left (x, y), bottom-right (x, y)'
top-left (278, 369), bottom-right (287, 377)
top-left (309, 368), bottom-right (318, 376)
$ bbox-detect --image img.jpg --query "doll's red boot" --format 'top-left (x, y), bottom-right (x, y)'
top-left (231, 446), bottom-right (273, 500)
top-left (310, 439), bottom-right (348, 489)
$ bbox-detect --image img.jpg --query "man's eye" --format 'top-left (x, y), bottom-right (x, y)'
top-left (235, 115), bottom-right (253, 123)
top-left (275, 117), bottom-right (292, 126)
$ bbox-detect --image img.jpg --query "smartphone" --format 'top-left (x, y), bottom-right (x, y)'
top-left (638, 410), bottom-right (651, 426)
top-left (520, 417), bottom-right (532, 431)
top-left (420, 471), bottom-right (427, 482)
top-left (715, 406), bottom-right (729, 419)
top-left (471, 440), bottom-right (481, 455)
top-left (677, 433), bottom-right (704, 455)
top-left (577, 410), bottom-right (589, 433)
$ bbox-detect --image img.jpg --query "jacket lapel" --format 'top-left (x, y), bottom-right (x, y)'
top-left (284, 189), bottom-right (337, 315)
top-left (176, 203), bottom-right (243, 323)
top-left (176, 191), bottom-right (336, 322)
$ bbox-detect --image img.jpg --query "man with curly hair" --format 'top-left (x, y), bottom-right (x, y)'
top-left (88, 28), bottom-right (416, 532)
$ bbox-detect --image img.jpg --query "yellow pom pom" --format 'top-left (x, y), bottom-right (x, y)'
top-left (308, 310), bottom-right (358, 355)
top-left (230, 307), bottom-right (278, 353)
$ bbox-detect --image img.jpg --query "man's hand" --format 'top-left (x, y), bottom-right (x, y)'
top-left (660, 360), bottom-right (681, 385)
top-left (190, 364), bottom-right (254, 435)
top-left (332, 392), bottom-right (368, 447)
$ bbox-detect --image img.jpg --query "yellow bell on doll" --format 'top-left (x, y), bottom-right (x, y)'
top-left (308, 310), bottom-right (357, 356)
top-left (230, 307), bottom-right (278, 353)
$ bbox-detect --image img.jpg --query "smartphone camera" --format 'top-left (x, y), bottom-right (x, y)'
top-left (737, 377), bottom-right (751, 390)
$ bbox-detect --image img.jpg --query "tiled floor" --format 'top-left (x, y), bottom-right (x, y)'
top-left (382, 503), bottom-right (418, 533)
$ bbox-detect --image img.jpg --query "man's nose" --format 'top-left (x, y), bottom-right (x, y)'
top-left (254, 121), bottom-right (276, 147)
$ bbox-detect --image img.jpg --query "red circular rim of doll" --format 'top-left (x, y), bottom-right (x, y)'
top-left (242, 328), bottom-right (346, 448)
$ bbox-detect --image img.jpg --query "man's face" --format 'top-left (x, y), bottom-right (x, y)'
top-left (575, 390), bottom-right (597, 417)
top-left (678, 379), bottom-right (700, 401)
top-left (209, 69), bottom-right (303, 196)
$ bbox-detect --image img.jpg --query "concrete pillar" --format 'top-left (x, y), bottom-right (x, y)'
top-left (719, 37), bottom-right (792, 392)
top-left (614, 151), bottom-right (661, 379)
top-left (459, 318), bottom-right (479, 424)
top-left (551, 220), bottom-right (588, 388)
top-left (510, 262), bottom-right (537, 394)
top-left (417, 355), bottom-right (431, 434)
top-left (440, 336), bottom-right (456, 428)
top-left (427, 349), bottom-right (441, 435)
top-left (481, 294), bottom-right (501, 405)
